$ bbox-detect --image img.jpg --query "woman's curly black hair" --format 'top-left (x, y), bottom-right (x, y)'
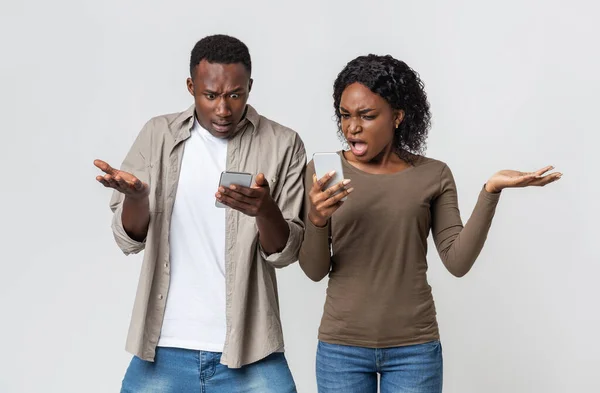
top-left (333, 54), bottom-right (431, 163)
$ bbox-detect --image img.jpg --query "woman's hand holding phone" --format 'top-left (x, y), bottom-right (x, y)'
top-left (308, 171), bottom-right (353, 228)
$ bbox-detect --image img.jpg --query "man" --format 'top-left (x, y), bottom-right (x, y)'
top-left (94, 34), bottom-right (305, 392)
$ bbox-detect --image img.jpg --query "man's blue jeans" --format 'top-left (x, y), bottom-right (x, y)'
top-left (121, 347), bottom-right (297, 393)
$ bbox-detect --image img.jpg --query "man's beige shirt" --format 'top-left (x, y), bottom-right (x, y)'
top-left (109, 105), bottom-right (306, 368)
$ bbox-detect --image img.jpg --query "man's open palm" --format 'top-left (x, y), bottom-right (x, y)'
top-left (94, 159), bottom-right (149, 199)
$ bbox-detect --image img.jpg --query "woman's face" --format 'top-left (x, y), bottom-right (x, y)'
top-left (339, 82), bottom-right (403, 162)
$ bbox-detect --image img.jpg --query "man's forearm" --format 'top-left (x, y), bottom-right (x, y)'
top-left (256, 204), bottom-right (290, 255)
top-left (122, 196), bottom-right (150, 242)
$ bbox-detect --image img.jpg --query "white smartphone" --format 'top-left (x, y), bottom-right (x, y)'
top-left (216, 171), bottom-right (253, 208)
top-left (313, 152), bottom-right (347, 200)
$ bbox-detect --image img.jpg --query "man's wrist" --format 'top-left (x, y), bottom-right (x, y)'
top-left (124, 194), bottom-right (149, 204)
top-left (256, 198), bottom-right (289, 255)
top-left (255, 195), bottom-right (278, 218)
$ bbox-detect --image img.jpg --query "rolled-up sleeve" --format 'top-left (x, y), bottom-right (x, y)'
top-left (259, 219), bottom-right (303, 268)
top-left (108, 121), bottom-right (152, 255)
top-left (110, 202), bottom-right (146, 255)
top-left (259, 136), bottom-right (307, 268)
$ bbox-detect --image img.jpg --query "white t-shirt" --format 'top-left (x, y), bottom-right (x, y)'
top-left (157, 118), bottom-right (228, 352)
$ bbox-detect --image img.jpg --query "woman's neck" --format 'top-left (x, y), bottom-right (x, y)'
top-left (344, 144), bottom-right (411, 175)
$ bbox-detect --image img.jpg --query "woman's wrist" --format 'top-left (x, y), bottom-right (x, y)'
top-left (308, 211), bottom-right (328, 228)
top-left (485, 182), bottom-right (502, 194)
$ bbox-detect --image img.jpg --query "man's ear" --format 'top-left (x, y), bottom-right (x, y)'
top-left (186, 77), bottom-right (194, 96)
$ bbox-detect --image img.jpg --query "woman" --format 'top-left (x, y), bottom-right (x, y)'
top-left (299, 54), bottom-right (561, 393)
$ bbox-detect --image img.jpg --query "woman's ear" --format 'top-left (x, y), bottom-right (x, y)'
top-left (394, 110), bottom-right (405, 129)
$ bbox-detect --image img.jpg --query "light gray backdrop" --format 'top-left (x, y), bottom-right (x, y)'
top-left (1, 0), bottom-right (597, 392)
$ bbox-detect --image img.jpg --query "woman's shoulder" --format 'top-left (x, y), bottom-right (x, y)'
top-left (411, 154), bottom-right (448, 170)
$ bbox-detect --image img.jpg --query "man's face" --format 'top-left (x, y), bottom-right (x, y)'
top-left (187, 60), bottom-right (253, 139)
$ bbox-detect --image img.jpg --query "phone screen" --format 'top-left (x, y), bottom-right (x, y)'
top-left (313, 152), bottom-right (346, 199)
top-left (216, 171), bottom-right (253, 208)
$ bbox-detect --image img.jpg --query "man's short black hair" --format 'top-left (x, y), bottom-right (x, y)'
top-left (189, 34), bottom-right (252, 77)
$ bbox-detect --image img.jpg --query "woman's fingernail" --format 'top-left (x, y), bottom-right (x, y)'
top-left (343, 179), bottom-right (351, 185)
top-left (347, 187), bottom-right (354, 194)
top-left (328, 170), bottom-right (336, 176)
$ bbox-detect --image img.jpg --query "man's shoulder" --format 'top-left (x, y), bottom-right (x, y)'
top-left (255, 114), bottom-right (301, 142)
top-left (141, 107), bottom-right (192, 135)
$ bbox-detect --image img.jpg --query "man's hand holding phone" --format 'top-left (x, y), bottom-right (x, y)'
top-left (215, 172), bottom-right (277, 218)
top-left (216, 171), bottom-right (289, 255)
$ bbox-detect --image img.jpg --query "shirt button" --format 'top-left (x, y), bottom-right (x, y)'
top-left (164, 263), bottom-right (169, 268)
top-left (158, 294), bottom-right (163, 300)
